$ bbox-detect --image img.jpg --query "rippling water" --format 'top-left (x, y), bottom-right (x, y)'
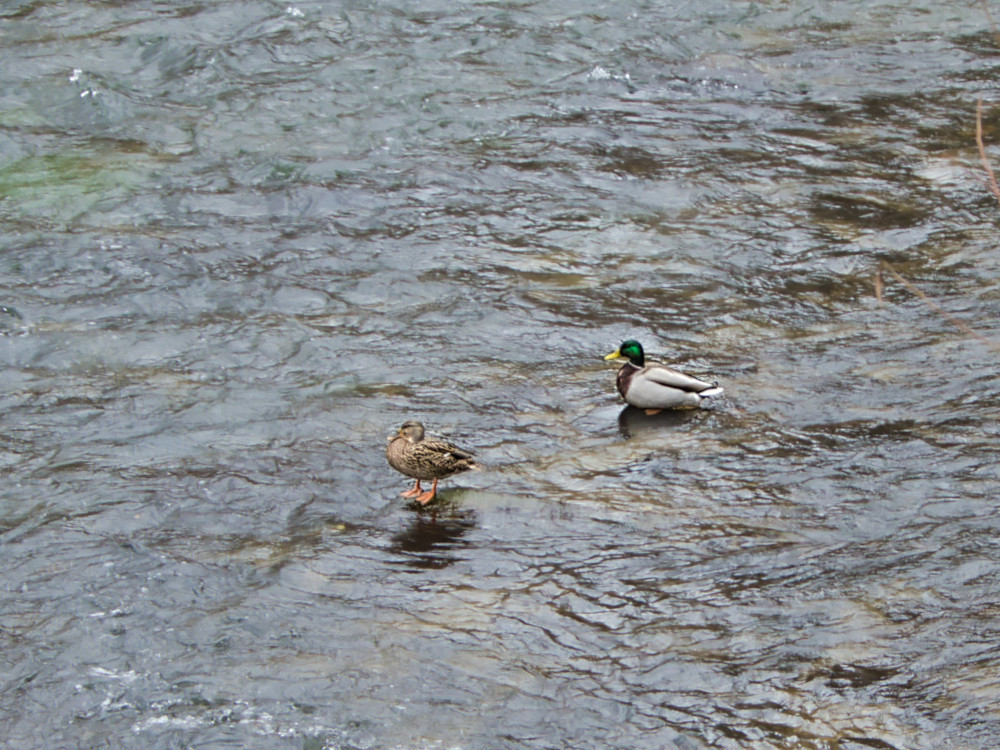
top-left (3, 1), bottom-right (1000, 748)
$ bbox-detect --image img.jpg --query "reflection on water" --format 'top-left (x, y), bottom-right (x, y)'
top-left (616, 405), bottom-right (700, 439)
top-left (2, 0), bottom-right (1000, 748)
top-left (389, 505), bottom-right (477, 570)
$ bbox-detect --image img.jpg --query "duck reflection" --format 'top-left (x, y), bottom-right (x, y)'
top-left (389, 504), bottom-right (477, 570)
top-left (616, 405), bottom-right (694, 439)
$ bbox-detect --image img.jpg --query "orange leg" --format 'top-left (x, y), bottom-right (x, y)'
top-left (644, 409), bottom-right (662, 416)
top-left (400, 480), bottom-right (423, 498)
top-left (414, 478), bottom-right (439, 505)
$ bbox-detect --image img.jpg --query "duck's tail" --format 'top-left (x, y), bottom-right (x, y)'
top-left (697, 386), bottom-right (724, 406)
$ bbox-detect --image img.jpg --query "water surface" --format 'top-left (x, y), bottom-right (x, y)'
top-left (3, 1), bottom-right (1000, 748)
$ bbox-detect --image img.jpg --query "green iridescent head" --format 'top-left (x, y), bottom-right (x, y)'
top-left (604, 339), bottom-right (645, 367)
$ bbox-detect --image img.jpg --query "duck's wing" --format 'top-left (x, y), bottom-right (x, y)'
top-left (414, 439), bottom-right (478, 471)
top-left (642, 364), bottom-right (717, 393)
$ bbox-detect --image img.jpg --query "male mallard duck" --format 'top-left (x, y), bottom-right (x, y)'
top-left (385, 420), bottom-right (479, 505)
top-left (604, 339), bottom-right (723, 414)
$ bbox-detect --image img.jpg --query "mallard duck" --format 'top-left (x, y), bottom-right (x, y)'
top-left (604, 339), bottom-right (723, 414)
top-left (385, 420), bottom-right (479, 505)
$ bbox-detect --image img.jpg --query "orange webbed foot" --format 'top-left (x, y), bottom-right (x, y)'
top-left (414, 479), bottom-right (439, 506)
top-left (400, 481), bottom-right (423, 498)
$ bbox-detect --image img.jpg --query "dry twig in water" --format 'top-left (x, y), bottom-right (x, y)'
top-left (976, 97), bottom-right (1000, 208)
top-left (877, 261), bottom-right (1000, 353)
top-left (981, 0), bottom-right (1000, 47)
top-left (873, 43), bottom-right (1000, 352)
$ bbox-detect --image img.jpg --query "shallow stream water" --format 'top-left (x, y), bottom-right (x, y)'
top-left (3, 1), bottom-right (1000, 748)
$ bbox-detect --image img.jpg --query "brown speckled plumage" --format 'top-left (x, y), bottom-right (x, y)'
top-left (386, 420), bottom-right (479, 505)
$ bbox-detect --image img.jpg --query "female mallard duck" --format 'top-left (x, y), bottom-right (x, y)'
top-left (604, 339), bottom-right (723, 414)
top-left (386, 420), bottom-right (479, 505)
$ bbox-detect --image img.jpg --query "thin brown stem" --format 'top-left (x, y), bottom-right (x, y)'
top-left (982, 0), bottom-right (1000, 47)
top-left (878, 261), bottom-right (1000, 353)
top-left (976, 97), bottom-right (1000, 208)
